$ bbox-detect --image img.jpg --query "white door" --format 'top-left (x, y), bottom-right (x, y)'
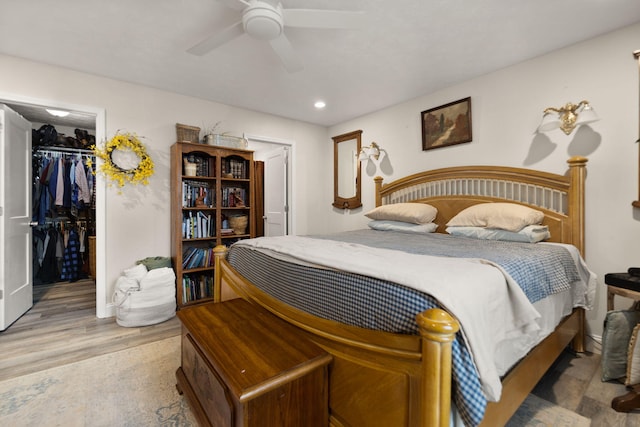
top-left (0, 104), bottom-right (33, 331)
top-left (263, 146), bottom-right (288, 237)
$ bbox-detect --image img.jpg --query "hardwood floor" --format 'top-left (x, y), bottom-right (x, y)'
top-left (532, 348), bottom-right (640, 425)
top-left (0, 279), bottom-right (180, 382)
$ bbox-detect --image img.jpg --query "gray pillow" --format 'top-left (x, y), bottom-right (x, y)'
top-left (601, 310), bottom-right (640, 382)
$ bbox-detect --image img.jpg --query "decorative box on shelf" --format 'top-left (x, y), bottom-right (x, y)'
top-left (205, 134), bottom-right (248, 149)
top-left (176, 123), bottom-right (201, 144)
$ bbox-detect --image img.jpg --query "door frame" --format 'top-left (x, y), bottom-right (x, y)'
top-left (0, 92), bottom-right (108, 318)
top-left (243, 133), bottom-right (296, 236)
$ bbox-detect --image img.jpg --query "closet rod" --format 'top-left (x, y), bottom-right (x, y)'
top-left (34, 146), bottom-right (94, 155)
top-left (39, 218), bottom-right (89, 227)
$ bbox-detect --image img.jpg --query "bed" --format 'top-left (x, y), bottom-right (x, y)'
top-left (208, 156), bottom-right (592, 426)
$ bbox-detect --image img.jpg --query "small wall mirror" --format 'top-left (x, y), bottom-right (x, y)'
top-left (333, 130), bottom-right (362, 209)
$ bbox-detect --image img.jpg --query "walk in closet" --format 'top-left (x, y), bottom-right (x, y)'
top-left (0, 101), bottom-right (100, 332)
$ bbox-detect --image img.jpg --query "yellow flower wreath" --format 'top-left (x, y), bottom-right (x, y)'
top-left (92, 132), bottom-right (154, 188)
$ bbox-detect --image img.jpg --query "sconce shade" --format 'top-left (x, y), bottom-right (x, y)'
top-left (358, 150), bottom-right (369, 161)
top-left (575, 104), bottom-right (599, 126)
top-left (537, 113), bottom-right (561, 133)
top-left (368, 145), bottom-right (380, 160)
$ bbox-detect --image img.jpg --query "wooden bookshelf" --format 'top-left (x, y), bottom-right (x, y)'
top-left (171, 142), bottom-right (255, 307)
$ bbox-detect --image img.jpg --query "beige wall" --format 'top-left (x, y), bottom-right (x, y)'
top-left (0, 54), bottom-right (330, 316)
top-left (329, 22), bottom-right (640, 346)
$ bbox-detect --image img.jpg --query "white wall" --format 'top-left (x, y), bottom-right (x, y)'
top-left (328, 22), bottom-right (640, 345)
top-left (0, 54), bottom-right (331, 316)
top-left (3, 21), bottom-right (639, 341)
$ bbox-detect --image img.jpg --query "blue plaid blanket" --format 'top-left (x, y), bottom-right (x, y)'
top-left (315, 230), bottom-right (581, 303)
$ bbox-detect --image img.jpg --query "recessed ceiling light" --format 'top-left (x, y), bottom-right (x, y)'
top-left (46, 109), bottom-right (70, 117)
top-left (314, 101), bottom-right (326, 109)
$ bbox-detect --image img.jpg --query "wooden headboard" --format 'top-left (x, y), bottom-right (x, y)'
top-left (374, 157), bottom-right (588, 256)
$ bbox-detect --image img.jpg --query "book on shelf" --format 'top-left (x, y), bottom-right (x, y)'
top-left (221, 187), bottom-right (247, 207)
top-left (181, 247), bottom-right (198, 269)
top-left (183, 154), bottom-right (214, 177)
top-left (182, 273), bottom-right (214, 303)
top-left (181, 246), bottom-right (215, 270)
top-left (182, 211), bottom-right (215, 239)
top-left (182, 181), bottom-right (214, 208)
top-left (222, 158), bottom-right (248, 179)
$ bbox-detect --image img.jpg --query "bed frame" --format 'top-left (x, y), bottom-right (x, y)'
top-left (212, 156), bottom-right (588, 426)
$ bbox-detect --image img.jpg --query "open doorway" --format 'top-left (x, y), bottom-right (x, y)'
top-left (244, 133), bottom-right (295, 237)
top-left (0, 94), bottom-right (107, 318)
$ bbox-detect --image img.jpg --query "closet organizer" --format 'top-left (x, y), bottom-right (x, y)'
top-left (32, 146), bottom-right (96, 284)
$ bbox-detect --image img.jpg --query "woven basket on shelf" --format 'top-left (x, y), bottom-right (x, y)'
top-left (229, 215), bottom-right (248, 235)
top-left (176, 123), bottom-right (201, 144)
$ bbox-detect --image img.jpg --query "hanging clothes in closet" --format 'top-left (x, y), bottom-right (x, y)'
top-left (34, 225), bottom-right (60, 284)
top-left (33, 221), bottom-right (89, 284)
top-left (32, 148), bottom-right (95, 284)
top-left (60, 226), bottom-right (82, 282)
top-left (33, 148), bottom-right (94, 225)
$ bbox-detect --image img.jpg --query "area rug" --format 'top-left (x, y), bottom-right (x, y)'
top-left (0, 335), bottom-right (590, 426)
top-left (0, 335), bottom-right (197, 426)
top-left (507, 393), bottom-right (591, 427)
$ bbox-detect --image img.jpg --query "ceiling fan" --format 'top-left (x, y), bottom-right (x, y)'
top-left (187, 0), bottom-right (365, 73)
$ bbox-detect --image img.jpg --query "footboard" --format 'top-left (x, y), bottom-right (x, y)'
top-left (213, 246), bottom-right (459, 427)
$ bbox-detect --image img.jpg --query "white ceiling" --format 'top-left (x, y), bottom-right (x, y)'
top-left (1, 0), bottom-right (639, 127)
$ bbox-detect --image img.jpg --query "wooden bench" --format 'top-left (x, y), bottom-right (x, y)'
top-left (175, 298), bottom-right (332, 427)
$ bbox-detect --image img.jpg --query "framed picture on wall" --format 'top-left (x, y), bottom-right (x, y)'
top-left (421, 97), bottom-right (472, 150)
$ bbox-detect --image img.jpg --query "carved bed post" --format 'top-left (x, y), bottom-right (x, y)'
top-left (567, 156), bottom-right (588, 258)
top-left (416, 308), bottom-right (460, 427)
top-left (374, 176), bottom-right (384, 207)
top-left (213, 245), bottom-right (229, 303)
top-left (567, 156), bottom-right (587, 353)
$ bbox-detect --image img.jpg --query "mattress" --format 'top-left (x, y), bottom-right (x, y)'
top-left (227, 231), bottom-right (595, 426)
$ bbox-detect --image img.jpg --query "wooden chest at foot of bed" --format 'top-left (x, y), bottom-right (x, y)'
top-left (176, 298), bottom-right (333, 427)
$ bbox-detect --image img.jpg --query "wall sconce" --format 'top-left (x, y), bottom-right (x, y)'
top-left (358, 142), bottom-right (381, 161)
top-left (537, 100), bottom-right (599, 135)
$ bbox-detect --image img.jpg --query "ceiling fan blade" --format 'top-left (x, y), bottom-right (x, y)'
top-left (269, 34), bottom-right (303, 73)
top-left (218, 0), bottom-right (249, 11)
top-left (187, 21), bottom-right (244, 56)
top-left (282, 9), bottom-right (365, 29)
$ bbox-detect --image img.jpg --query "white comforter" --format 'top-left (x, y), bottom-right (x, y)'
top-left (234, 236), bottom-right (595, 402)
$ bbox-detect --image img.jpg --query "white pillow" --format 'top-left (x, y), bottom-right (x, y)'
top-left (369, 220), bottom-right (438, 234)
top-left (446, 202), bottom-right (544, 232)
top-left (365, 203), bottom-right (437, 224)
top-left (446, 224), bottom-right (550, 243)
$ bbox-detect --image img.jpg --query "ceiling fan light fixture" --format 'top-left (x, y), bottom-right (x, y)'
top-left (242, 2), bottom-right (283, 41)
top-left (189, 0), bottom-right (364, 73)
